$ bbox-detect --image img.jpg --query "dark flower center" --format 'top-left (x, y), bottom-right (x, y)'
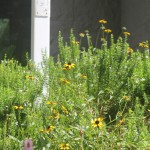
top-left (65, 66), bottom-right (70, 69)
top-left (63, 144), bottom-right (68, 148)
top-left (95, 120), bottom-right (99, 124)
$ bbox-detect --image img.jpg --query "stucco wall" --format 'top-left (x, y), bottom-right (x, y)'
top-left (50, 0), bottom-right (121, 56)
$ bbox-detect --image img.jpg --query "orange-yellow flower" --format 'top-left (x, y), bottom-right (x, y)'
top-left (128, 47), bottom-right (133, 53)
top-left (63, 62), bottom-right (75, 70)
top-left (104, 29), bottom-right (112, 33)
top-left (25, 75), bottom-right (34, 79)
top-left (123, 32), bottom-right (131, 36)
top-left (13, 105), bottom-right (24, 110)
top-left (49, 109), bottom-right (60, 119)
top-left (99, 19), bottom-right (107, 24)
top-left (91, 117), bottom-right (104, 128)
top-left (40, 125), bottom-right (55, 133)
top-left (46, 101), bottom-right (57, 105)
top-left (62, 106), bottom-right (69, 114)
top-left (122, 95), bottom-right (131, 101)
top-left (60, 143), bottom-right (69, 150)
top-left (139, 42), bottom-right (149, 48)
top-left (117, 118), bottom-right (125, 127)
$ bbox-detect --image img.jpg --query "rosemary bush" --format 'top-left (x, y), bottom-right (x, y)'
top-left (0, 20), bottom-right (150, 149)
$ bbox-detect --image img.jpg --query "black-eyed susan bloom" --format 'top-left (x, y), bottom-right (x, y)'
top-left (62, 106), bottom-right (69, 114)
top-left (40, 125), bottom-right (55, 133)
top-left (99, 19), bottom-right (107, 24)
top-left (63, 62), bottom-right (75, 70)
top-left (60, 143), bottom-right (69, 150)
top-left (104, 29), bottom-right (112, 33)
top-left (91, 117), bottom-right (104, 128)
top-left (47, 125), bottom-right (55, 132)
top-left (49, 109), bottom-right (60, 119)
top-left (128, 47), bottom-right (133, 54)
top-left (25, 75), bottom-right (34, 79)
top-left (117, 118), bottom-right (125, 127)
top-left (53, 112), bottom-right (60, 119)
top-left (46, 101), bottom-right (57, 105)
top-left (123, 31), bottom-right (131, 36)
top-left (122, 95), bottom-right (131, 101)
top-left (139, 42), bottom-right (149, 48)
top-left (13, 105), bottom-right (24, 110)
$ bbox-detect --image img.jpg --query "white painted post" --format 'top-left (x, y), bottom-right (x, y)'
top-left (31, 0), bottom-right (50, 66)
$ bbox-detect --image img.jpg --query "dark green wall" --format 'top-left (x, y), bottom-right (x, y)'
top-left (0, 0), bottom-right (31, 63)
top-left (2, 0), bottom-right (150, 62)
top-left (50, 0), bottom-right (121, 56)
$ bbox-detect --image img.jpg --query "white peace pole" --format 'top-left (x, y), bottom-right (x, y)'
top-left (31, 0), bottom-right (50, 66)
top-left (31, 0), bottom-right (50, 100)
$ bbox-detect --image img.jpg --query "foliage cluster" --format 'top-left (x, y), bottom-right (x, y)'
top-left (0, 20), bottom-right (150, 149)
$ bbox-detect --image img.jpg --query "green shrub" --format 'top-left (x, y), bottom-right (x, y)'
top-left (0, 20), bottom-right (150, 149)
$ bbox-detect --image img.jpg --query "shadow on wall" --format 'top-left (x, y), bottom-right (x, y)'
top-left (50, 0), bottom-right (121, 57)
top-left (121, 0), bottom-right (150, 49)
top-left (0, 19), bottom-right (15, 60)
top-left (0, 0), bottom-right (31, 65)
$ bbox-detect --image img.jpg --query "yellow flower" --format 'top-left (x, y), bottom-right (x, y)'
top-left (62, 106), bottom-right (69, 114)
top-left (63, 62), bottom-right (75, 70)
top-left (91, 117), bottom-right (104, 128)
top-left (148, 109), bottom-right (150, 112)
top-left (53, 112), bottom-right (60, 119)
top-left (60, 143), bottom-right (69, 150)
top-left (79, 33), bottom-right (85, 37)
top-left (47, 125), bottom-right (55, 132)
top-left (50, 109), bottom-right (60, 119)
top-left (46, 101), bottom-right (57, 105)
top-left (104, 29), bottom-right (112, 33)
top-left (123, 32), bottom-right (131, 36)
top-left (117, 118), bottom-right (125, 127)
top-left (25, 75), bottom-right (34, 79)
top-left (122, 95), bottom-right (131, 101)
top-left (60, 78), bottom-right (70, 84)
top-left (99, 19), bottom-right (107, 24)
top-left (13, 105), bottom-right (24, 110)
top-left (128, 47), bottom-right (133, 53)
top-left (40, 126), bottom-right (55, 133)
top-left (139, 42), bottom-right (149, 48)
